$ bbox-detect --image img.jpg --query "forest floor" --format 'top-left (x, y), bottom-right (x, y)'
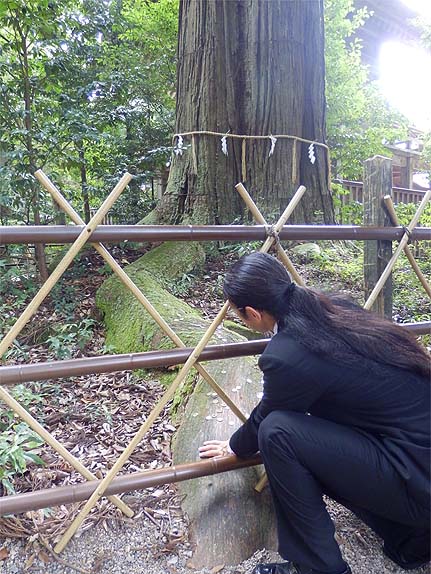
top-left (0, 242), bottom-right (430, 574)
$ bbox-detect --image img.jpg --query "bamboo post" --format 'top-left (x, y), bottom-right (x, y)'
top-left (383, 195), bottom-right (431, 300)
top-left (54, 186), bottom-right (307, 553)
top-left (0, 173), bottom-right (132, 359)
top-left (35, 170), bottom-right (247, 423)
top-left (235, 183), bottom-right (305, 286)
top-left (0, 388), bottom-right (134, 517)
top-left (364, 189), bottom-right (431, 310)
top-left (363, 156), bottom-right (393, 317)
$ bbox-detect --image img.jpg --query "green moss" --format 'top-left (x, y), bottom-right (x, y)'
top-left (137, 241), bottom-right (205, 287)
top-left (96, 241), bottom-right (228, 354)
top-left (138, 208), bottom-right (160, 225)
top-left (223, 320), bottom-right (262, 340)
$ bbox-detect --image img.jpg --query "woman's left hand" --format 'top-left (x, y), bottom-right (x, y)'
top-left (198, 440), bottom-right (230, 458)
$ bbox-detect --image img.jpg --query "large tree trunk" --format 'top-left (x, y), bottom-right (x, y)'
top-left (158, 0), bottom-right (333, 225)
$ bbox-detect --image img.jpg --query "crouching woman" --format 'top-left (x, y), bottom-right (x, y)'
top-left (199, 253), bottom-right (430, 574)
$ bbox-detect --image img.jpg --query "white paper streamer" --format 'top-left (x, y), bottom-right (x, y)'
top-left (269, 135), bottom-right (277, 157)
top-left (221, 135), bottom-right (228, 156)
top-left (174, 134), bottom-right (184, 156)
top-left (308, 143), bottom-right (316, 164)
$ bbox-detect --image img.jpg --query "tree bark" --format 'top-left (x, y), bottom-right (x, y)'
top-left (77, 140), bottom-right (91, 223)
top-left (158, 0), bottom-right (333, 225)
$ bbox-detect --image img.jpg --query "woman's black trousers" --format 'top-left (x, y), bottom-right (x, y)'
top-left (258, 411), bottom-right (430, 573)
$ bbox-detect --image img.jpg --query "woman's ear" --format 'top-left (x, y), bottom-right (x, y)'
top-left (244, 306), bottom-right (262, 321)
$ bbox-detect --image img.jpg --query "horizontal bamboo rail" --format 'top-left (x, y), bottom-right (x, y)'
top-left (1, 224), bottom-right (430, 244)
top-left (0, 454), bottom-right (262, 517)
top-left (0, 322), bottom-right (428, 388)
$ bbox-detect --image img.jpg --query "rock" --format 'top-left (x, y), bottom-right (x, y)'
top-left (291, 243), bottom-right (321, 258)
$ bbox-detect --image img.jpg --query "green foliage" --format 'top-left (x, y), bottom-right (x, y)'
top-left (0, 419), bottom-right (45, 495)
top-left (218, 240), bottom-right (262, 259)
top-left (395, 202), bottom-right (431, 228)
top-left (45, 318), bottom-right (95, 359)
top-left (170, 272), bottom-right (196, 296)
top-left (332, 183), bottom-right (363, 224)
top-left (0, 0), bottom-right (177, 236)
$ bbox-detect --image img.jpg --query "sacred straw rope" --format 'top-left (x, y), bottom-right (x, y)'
top-left (292, 139), bottom-right (298, 183)
top-left (172, 130), bottom-right (332, 187)
top-left (242, 139), bottom-right (247, 182)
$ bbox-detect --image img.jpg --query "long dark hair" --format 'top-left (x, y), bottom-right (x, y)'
top-left (223, 252), bottom-right (430, 379)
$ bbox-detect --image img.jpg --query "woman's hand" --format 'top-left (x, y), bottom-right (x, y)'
top-left (198, 440), bottom-right (230, 459)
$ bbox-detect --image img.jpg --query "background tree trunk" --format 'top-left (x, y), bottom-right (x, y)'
top-left (158, 0), bottom-right (333, 225)
top-left (19, 21), bottom-right (49, 282)
top-left (77, 140), bottom-right (91, 224)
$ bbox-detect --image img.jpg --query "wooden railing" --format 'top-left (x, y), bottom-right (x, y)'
top-left (89, 207), bottom-right (116, 225)
top-left (334, 179), bottom-right (427, 205)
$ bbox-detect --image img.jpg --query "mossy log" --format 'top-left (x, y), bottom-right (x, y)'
top-left (96, 241), bottom-right (277, 567)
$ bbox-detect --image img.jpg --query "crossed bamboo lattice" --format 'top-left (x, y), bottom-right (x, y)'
top-left (0, 171), bottom-right (429, 552)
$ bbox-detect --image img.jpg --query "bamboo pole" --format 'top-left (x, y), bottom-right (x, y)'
top-left (1, 323), bottom-right (428, 387)
top-left (235, 183), bottom-right (306, 493)
top-left (235, 183), bottom-right (305, 286)
top-left (2, 225), bottom-right (430, 245)
top-left (383, 195), bottom-right (431, 300)
top-left (35, 169), bottom-right (247, 423)
top-left (0, 173), bottom-right (132, 359)
top-left (0, 389), bottom-right (133, 516)
top-left (54, 185), bottom-right (307, 553)
top-left (364, 189), bottom-right (431, 310)
top-left (1, 454), bottom-right (262, 516)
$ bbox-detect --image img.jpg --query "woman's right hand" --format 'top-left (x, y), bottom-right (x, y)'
top-left (198, 439), bottom-right (230, 458)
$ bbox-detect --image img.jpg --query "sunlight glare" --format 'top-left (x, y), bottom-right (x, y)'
top-left (379, 41), bottom-right (431, 130)
top-left (400, 0), bottom-right (431, 21)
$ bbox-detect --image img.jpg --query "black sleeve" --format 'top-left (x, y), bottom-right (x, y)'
top-left (229, 352), bottom-right (323, 458)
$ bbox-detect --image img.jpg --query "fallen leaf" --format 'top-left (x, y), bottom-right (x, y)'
top-left (38, 550), bottom-right (50, 563)
top-left (210, 565), bottom-right (225, 573)
top-left (0, 547), bottom-right (9, 560)
top-left (25, 553), bottom-right (36, 569)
